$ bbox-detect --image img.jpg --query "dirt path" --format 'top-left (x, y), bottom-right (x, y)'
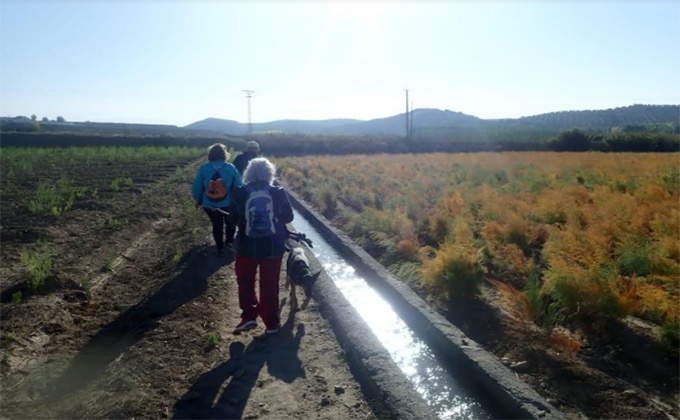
top-left (1, 227), bottom-right (376, 420)
top-left (0, 161), bottom-right (377, 420)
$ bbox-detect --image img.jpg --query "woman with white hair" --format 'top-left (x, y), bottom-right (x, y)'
top-left (228, 157), bottom-right (293, 335)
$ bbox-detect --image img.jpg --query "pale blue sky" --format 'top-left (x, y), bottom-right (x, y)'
top-left (1, 1), bottom-right (679, 126)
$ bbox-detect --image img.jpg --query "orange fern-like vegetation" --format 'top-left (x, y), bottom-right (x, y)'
top-left (276, 152), bottom-right (680, 337)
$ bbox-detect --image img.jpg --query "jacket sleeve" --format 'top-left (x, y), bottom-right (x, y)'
top-left (191, 169), bottom-right (204, 203)
top-left (233, 154), bottom-right (245, 175)
top-left (228, 187), bottom-right (242, 227)
top-left (230, 164), bottom-right (243, 188)
top-left (277, 189), bottom-right (294, 225)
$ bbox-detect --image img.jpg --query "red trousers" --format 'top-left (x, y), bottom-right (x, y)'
top-left (234, 255), bottom-right (283, 330)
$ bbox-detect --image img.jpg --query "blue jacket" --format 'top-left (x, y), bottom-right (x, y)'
top-left (192, 161), bottom-right (243, 208)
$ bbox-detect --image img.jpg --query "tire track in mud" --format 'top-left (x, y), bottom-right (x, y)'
top-left (88, 218), bottom-right (169, 294)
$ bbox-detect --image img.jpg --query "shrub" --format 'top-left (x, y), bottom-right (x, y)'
top-left (549, 129), bottom-right (593, 151)
top-left (28, 184), bottom-right (62, 214)
top-left (423, 221), bottom-right (485, 298)
top-left (102, 252), bottom-right (116, 272)
top-left (20, 249), bottom-right (53, 289)
top-left (321, 188), bottom-right (337, 214)
top-left (525, 267), bottom-right (563, 330)
top-left (545, 268), bottom-right (623, 321)
top-left (312, 186), bottom-right (337, 217)
top-left (391, 261), bottom-right (423, 287)
top-left (27, 178), bottom-right (85, 216)
top-left (1, 333), bottom-right (16, 346)
top-left (635, 282), bottom-right (678, 324)
top-left (616, 235), bottom-right (653, 277)
top-left (660, 320), bottom-right (680, 351)
top-left (207, 332), bottom-right (219, 347)
top-left (437, 251), bottom-right (485, 298)
top-left (11, 291), bottom-right (22, 304)
top-left (491, 267), bottom-right (563, 330)
top-left (397, 238), bottom-right (419, 261)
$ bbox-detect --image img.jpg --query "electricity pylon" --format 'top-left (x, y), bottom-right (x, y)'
top-left (404, 89), bottom-right (411, 139)
top-left (243, 90), bottom-right (255, 133)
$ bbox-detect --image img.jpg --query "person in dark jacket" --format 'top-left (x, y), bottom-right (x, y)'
top-left (228, 157), bottom-right (293, 335)
top-left (232, 140), bottom-right (260, 176)
top-left (192, 143), bottom-right (242, 256)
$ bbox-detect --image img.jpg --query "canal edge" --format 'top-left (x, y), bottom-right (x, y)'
top-left (284, 185), bottom-right (566, 420)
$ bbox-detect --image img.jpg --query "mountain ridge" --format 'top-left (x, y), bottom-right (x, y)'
top-left (185, 104), bottom-right (679, 136)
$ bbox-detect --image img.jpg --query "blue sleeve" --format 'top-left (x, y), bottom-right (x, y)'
top-left (231, 164), bottom-right (243, 188)
top-left (191, 168), bottom-right (204, 203)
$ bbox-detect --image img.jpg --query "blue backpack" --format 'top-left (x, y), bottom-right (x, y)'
top-left (244, 185), bottom-right (276, 238)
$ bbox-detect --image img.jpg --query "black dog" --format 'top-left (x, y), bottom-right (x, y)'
top-left (285, 244), bottom-right (321, 310)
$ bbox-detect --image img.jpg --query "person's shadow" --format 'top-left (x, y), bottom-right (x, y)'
top-left (173, 306), bottom-right (306, 419)
top-left (42, 245), bottom-right (230, 401)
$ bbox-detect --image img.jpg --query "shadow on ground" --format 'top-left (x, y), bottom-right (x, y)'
top-left (443, 296), bottom-right (508, 347)
top-left (42, 245), bottom-right (228, 401)
top-left (173, 306), bottom-right (305, 419)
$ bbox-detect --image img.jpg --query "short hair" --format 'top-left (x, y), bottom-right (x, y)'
top-left (244, 157), bottom-right (276, 185)
top-left (245, 140), bottom-right (260, 152)
top-left (208, 143), bottom-right (229, 162)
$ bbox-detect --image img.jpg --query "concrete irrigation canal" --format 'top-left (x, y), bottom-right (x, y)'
top-left (286, 189), bottom-right (564, 420)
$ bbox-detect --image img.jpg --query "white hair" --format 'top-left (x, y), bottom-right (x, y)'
top-left (243, 157), bottom-right (276, 185)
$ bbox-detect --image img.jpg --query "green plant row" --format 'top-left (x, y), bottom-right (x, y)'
top-left (1, 146), bottom-right (206, 217)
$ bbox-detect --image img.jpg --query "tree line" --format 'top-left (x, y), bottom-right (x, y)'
top-left (1, 128), bottom-right (677, 155)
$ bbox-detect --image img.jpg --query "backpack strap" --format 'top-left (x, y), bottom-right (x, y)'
top-left (210, 163), bottom-right (232, 195)
top-left (245, 183), bottom-right (269, 193)
top-left (208, 163), bottom-right (225, 180)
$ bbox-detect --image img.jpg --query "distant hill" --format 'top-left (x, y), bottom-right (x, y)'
top-left (508, 104), bottom-right (680, 129)
top-left (186, 118), bottom-right (360, 136)
top-left (324, 109), bottom-right (482, 135)
top-left (185, 109), bottom-right (481, 136)
top-left (185, 105), bottom-right (679, 136)
top-left (3, 104), bottom-right (677, 138)
top-left (0, 117), bottom-right (223, 137)
top-left (185, 118), bottom-right (246, 134)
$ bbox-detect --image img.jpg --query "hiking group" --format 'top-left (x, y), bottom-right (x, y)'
top-left (192, 140), bottom-right (294, 336)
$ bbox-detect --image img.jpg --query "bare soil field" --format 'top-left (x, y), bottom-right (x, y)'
top-left (0, 152), bottom-right (374, 419)
top-left (1, 148), bottom-right (678, 420)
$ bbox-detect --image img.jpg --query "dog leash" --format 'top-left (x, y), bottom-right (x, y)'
top-left (203, 207), bottom-right (230, 216)
top-left (287, 229), bottom-right (313, 248)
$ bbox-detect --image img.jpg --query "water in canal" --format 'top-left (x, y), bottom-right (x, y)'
top-left (291, 209), bottom-right (490, 419)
